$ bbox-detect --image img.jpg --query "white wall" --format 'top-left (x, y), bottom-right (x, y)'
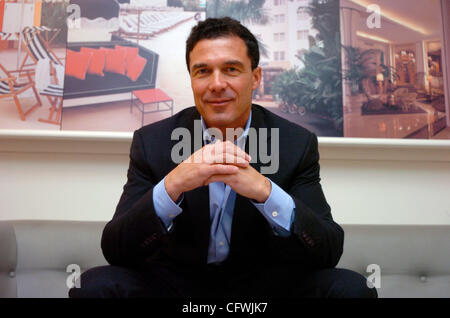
top-left (1, 130), bottom-right (449, 225)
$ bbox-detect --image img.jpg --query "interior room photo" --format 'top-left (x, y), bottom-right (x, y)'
top-left (340, 0), bottom-right (450, 139)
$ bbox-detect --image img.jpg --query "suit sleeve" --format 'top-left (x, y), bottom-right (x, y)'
top-left (101, 130), bottom-right (168, 267)
top-left (271, 132), bottom-right (344, 269)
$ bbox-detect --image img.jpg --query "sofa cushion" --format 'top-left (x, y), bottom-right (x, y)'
top-left (63, 39), bottom-right (159, 99)
top-left (65, 50), bottom-right (92, 80)
top-left (102, 47), bottom-right (126, 75)
top-left (115, 45), bottom-right (139, 71)
top-left (126, 54), bottom-right (147, 82)
top-left (80, 47), bottom-right (106, 77)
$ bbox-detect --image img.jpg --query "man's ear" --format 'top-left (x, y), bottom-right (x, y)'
top-left (252, 66), bottom-right (262, 90)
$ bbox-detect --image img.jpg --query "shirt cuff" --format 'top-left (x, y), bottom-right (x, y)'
top-left (252, 179), bottom-right (295, 237)
top-left (153, 177), bottom-right (183, 229)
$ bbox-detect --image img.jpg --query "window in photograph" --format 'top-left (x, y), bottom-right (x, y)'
top-left (274, 14), bottom-right (285, 23)
top-left (297, 7), bottom-right (309, 20)
top-left (297, 30), bottom-right (309, 40)
top-left (274, 32), bottom-right (285, 42)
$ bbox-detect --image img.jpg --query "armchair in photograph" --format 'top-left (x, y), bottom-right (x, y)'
top-left (392, 88), bottom-right (417, 111)
top-left (361, 77), bottom-right (387, 111)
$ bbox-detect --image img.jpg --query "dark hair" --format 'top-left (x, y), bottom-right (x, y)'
top-left (185, 17), bottom-right (260, 72)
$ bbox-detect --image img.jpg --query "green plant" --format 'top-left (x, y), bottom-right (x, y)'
top-left (182, 0), bottom-right (204, 11)
top-left (272, 0), bottom-right (343, 135)
top-left (272, 68), bottom-right (301, 108)
top-left (206, 0), bottom-right (270, 58)
top-left (342, 46), bottom-right (399, 94)
top-left (342, 46), bottom-right (377, 94)
top-left (40, 1), bottom-right (68, 45)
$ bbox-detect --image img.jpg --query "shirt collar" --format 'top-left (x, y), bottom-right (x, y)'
top-left (201, 110), bottom-right (252, 149)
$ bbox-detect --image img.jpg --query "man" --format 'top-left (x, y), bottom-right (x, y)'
top-left (69, 17), bottom-right (376, 298)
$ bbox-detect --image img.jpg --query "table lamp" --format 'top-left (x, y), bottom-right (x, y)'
top-left (376, 73), bottom-right (384, 94)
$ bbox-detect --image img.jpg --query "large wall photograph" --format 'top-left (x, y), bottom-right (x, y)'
top-left (340, 0), bottom-right (450, 139)
top-left (0, 0), bottom-right (449, 140)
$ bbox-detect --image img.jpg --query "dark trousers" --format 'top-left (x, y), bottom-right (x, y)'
top-left (68, 262), bottom-right (378, 298)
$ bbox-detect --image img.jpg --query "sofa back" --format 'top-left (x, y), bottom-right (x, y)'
top-left (0, 220), bottom-right (107, 298)
top-left (1, 221), bottom-right (449, 298)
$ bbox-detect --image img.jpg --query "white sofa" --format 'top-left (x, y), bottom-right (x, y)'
top-left (1, 220), bottom-right (449, 298)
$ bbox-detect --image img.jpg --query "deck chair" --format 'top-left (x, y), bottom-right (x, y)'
top-left (0, 31), bottom-right (15, 41)
top-left (37, 60), bottom-right (64, 126)
top-left (18, 26), bottom-right (63, 75)
top-left (0, 64), bottom-right (42, 121)
top-left (38, 83), bottom-right (63, 126)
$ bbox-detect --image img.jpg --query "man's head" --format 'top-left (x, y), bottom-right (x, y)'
top-left (186, 17), bottom-right (260, 72)
top-left (185, 17), bottom-right (262, 133)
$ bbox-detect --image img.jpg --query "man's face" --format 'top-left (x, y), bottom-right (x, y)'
top-left (188, 36), bottom-right (261, 131)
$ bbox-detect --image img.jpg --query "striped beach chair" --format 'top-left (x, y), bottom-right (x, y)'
top-left (0, 64), bottom-right (42, 121)
top-left (18, 26), bottom-right (63, 74)
top-left (0, 31), bottom-right (16, 41)
top-left (38, 83), bottom-right (63, 126)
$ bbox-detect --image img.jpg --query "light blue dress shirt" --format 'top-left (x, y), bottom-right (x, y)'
top-left (153, 110), bottom-right (295, 264)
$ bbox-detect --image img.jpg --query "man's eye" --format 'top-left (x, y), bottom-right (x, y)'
top-left (227, 67), bottom-right (237, 72)
top-left (196, 69), bottom-right (209, 76)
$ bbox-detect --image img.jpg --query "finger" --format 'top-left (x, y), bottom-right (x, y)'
top-left (209, 141), bottom-right (250, 165)
top-left (212, 153), bottom-right (249, 167)
top-left (204, 163), bottom-right (239, 177)
top-left (204, 174), bottom-right (232, 186)
top-left (223, 140), bottom-right (251, 162)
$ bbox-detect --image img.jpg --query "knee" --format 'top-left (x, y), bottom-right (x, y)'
top-left (329, 268), bottom-right (378, 298)
top-left (68, 266), bottom-right (121, 298)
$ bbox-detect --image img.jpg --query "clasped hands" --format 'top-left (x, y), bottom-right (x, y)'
top-left (165, 140), bottom-right (271, 203)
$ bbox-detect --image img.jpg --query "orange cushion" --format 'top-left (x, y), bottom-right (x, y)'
top-left (126, 54), bottom-right (147, 82)
top-left (80, 47), bottom-right (106, 76)
top-left (115, 45), bottom-right (139, 70)
top-left (65, 49), bottom-right (92, 80)
top-left (101, 47), bottom-right (126, 75)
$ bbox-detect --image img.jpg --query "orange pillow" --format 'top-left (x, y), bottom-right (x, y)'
top-left (101, 47), bottom-right (126, 75)
top-left (65, 49), bottom-right (92, 80)
top-left (80, 47), bottom-right (106, 76)
top-left (126, 54), bottom-right (147, 82)
top-left (115, 45), bottom-right (139, 71)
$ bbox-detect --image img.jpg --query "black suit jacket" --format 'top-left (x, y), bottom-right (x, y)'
top-left (101, 104), bottom-right (344, 273)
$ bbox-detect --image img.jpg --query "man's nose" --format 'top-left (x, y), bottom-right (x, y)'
top-left (208, 70), bottom-right (227, 92)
